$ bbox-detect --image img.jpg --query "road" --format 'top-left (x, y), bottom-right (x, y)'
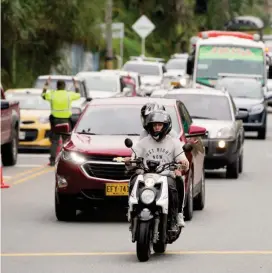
top-left (1, 115), bottom-right (272, 273)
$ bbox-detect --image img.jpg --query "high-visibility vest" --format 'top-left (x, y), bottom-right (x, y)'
top-left (42, 90), bottom-right (80, 118)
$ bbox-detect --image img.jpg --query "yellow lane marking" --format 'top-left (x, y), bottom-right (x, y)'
top-left (1, 250), bottom-right (272, 257)
top-left (5, 165), bottom-right (47, 182)
top-left (12, 167), bottom-right (53, 185)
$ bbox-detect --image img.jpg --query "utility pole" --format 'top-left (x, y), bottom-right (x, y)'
top-left (105, 0), bottom-right (113, 69)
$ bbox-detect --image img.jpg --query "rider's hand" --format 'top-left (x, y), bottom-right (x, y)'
top-left (174, 169), bottom-right (182, 177)
top-left (124, 157), bottom-right (131, 165)
top-left (179, 159), bottom-right (189, 171)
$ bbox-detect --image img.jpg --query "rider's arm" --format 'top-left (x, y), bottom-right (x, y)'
top-left (173, 139), bottom-right (189, 171)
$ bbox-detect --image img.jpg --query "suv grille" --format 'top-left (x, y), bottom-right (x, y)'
top-left (82, 162), bottom-right (130, 180)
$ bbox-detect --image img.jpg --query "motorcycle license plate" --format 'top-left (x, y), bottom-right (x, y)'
top-left (105, 183), bottom-right (128, 196)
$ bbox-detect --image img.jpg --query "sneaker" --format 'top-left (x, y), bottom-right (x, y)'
top-left (176, 213), bottom-right (185, 227)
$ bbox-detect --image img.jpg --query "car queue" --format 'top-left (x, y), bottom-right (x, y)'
top-left (2, 30), bottom-right (272, 227)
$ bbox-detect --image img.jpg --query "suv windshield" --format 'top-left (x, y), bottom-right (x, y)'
top-left (34, 79), bottom-right (78, 92)
top-left (165, 93), bottom-right (232, 120)
top-left (75, 105), bottom-right (180, 135)
top-left (123, 63), bottom-right (160, 76)
top-left (216, 78), bottom-right (263, 99)
top-left (5, 94), bottom-right (50, 110)
top-left (166, 59), bottom-right (187, 70)
top-left (78, 74), bottom-right (118, 92)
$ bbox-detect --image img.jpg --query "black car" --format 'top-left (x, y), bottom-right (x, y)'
top-left (164, 88), bottom-right (245, 179)
top-left (216, 75), bottom-right (272, 139)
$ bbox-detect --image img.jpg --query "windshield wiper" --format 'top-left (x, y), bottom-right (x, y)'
top-left (190, 116), bottom-right (213, 120)
top-left (77, 132), bottom-right (97, 135)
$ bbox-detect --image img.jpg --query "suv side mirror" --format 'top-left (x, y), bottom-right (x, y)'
top-left (185, 125), bottom-right (206, 137)
top-left (235, 110), bottom-right (248, 120)
top-left (186, 57), bottom-right (194, 75)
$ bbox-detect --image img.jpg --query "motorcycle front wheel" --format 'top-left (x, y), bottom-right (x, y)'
top-left (136, 221), bottom-right (151, 262)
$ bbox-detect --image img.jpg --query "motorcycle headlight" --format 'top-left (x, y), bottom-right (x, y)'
top-left (39, 116), bottom-right (49, 124)
top-left (140, 189), bottom-right (156, 204)
top-left (62, 151), bottom-right (86, 164)
top-left (211, 127), bottom-right (235, 139)
top-left (250, 104), bottom-right (264, 114)
top-left (145, 178), bottom-right (155, 187)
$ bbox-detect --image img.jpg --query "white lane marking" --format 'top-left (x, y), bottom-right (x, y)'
top-left (3, 176), bottom-right (11, 179)
top-left (19, 154), bottom-right (48, 158)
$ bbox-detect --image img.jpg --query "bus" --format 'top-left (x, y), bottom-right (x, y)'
top-left (186, 30), bottom-right (269, 88)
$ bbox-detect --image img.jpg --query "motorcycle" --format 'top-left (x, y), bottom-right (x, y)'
top-left (113, 138), bottom-right (189, 262)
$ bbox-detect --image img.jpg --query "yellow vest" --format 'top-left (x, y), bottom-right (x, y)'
top-left (42, 90), bottom-right (81, 118)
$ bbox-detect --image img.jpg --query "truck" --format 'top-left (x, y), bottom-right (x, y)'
top-left (186, 30), bottom-right (272, 89)
top-left (1, 84), bottom-right (20, 166)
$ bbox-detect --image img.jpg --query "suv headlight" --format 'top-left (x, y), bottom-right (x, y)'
top-left (62, 151), bottom-right (86, 164)
top-left (250, 104), bottom-right (264, 115)
top-left (39, 116), bottom-right (49, 124)
top-left (212, 127), bottom-right (235, 139)
top-left (140, 189), bottom-right (156, 204)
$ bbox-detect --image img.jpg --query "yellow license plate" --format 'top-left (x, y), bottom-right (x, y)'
top-left (105, 183), bottom-right (128, 196)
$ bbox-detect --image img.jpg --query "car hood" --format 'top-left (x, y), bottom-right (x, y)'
top-left (20, 109), bottom-right (50, 119)
top-left (141, 76), bottom-right (161, 85)
top-left (192, 119), bottom-right (234, 138)
top-left (88, 91), bottom-right (117, 98)
top-left (66, 134), bottom-right (139, 156)
top-left (233, 97), bottom-right (263, 110)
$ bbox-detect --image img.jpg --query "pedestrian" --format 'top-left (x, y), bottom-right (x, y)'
top-left (41, 77), bottom-right (81, 166)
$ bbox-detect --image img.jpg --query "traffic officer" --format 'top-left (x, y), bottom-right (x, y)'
top-left (41, 77), bottom-right (81, 166)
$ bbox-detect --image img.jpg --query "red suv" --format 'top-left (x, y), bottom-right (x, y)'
top-left (54, 97), bottom-right (206, 221)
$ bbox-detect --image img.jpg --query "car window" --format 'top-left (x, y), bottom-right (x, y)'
top-left (78, 74), bottom-right (118, 92)
top-left (165, 93), bottom-right (232, 121)
top-left (5, 94), bottom-right (50, 110)
top-left (180, 102), bottom-right (192, 133)
top-left (177, 102), bottom-right (190, 134)
top-left (75, 105), bottom-right (180, 135)
top-left (34, 79), bottom-right (79, 92)
top-left (123, 63), bottom-right (160, 76)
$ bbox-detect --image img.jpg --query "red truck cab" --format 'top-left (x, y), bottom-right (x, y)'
top-left (1, 84), bottom-right (20, 166)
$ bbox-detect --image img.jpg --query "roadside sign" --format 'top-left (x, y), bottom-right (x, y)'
top-left (132, 15), bottom-right (155, 55)
top-left (100, 22), bottom-right (124, 67)
top-left (132, 15), bottom-right (155, 39)
top-left (100, 22), bottom-right (124, 39)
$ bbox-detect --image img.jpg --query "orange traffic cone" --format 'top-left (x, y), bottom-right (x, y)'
top-left (0, 155), bottom-right (10, 189)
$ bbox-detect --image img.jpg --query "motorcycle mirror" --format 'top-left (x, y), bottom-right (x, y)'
top-left (124, 138), bottom-right (133, 148)
top-left (183, 143), bottom-right (193, 153)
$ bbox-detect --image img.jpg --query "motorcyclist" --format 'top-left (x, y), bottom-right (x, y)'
top-left (139, 102), bottom-right (178, 140)
top-left (125, 110), bottom-right (189, 229)
top-left (139, 102), bottom-right (186, 221)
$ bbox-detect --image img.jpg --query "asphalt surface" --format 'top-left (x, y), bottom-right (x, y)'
top-left (1, 114), bottom-right (272, 273)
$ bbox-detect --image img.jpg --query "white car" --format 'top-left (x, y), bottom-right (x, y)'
top-left (122, 56), bottom-right (167, 95)
top-left (166, 53), bottom-right (188, 77)
top-left (76, 71), bottom-right (131, 99)
top-left (100, 69), bottom-right (143, 95)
